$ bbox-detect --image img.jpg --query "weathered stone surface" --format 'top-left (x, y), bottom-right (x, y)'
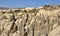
top-left (0, 5), bottom-right (60, 36)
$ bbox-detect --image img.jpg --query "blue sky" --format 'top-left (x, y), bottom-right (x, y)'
top-left (0, 0), bottom-right (60, 8)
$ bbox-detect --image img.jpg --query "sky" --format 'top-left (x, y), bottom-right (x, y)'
top-left (0, 0), bottom-right (60, 8)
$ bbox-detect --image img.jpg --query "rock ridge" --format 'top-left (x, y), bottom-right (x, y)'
top-left (0, 5), bottom-right (60, 36)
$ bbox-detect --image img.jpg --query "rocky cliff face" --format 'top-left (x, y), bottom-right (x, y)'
top-left (0, 5), bottom-right (60, 36)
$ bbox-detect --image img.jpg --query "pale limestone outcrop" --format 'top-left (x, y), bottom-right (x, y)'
top-left (0, 5), bottom-right (60, 36)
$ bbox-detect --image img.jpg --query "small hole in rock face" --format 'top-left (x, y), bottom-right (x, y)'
top-left (44, 20), bottom-right (46, 23)
top-left (24, 28), bottom-right (26, 32)
top-left (24, 32), bottom-right (28, 36)
top-left (16, 26), bottom-right (18, 31)
top-left (14, 19), bottom-right (17, 21)
top-left (3, 16), bottom-right (7, 19)
top-left (24, 10), bottom-right (27, 12)
top-left (2, 12), bottom-right (6, 14)
top-left (58, 15), bottom-right (60, 18)
top-left (46, 33), bottom-right (48, 36)
top-left (14, 10), bottom-right (19, 12)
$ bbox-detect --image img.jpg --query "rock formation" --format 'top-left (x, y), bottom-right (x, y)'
top-left (0, 5), bottom-right (60, 36)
